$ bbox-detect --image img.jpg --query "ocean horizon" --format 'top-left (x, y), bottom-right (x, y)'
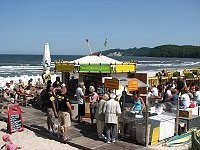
top-left (0, 54), bottom-right (199, 78)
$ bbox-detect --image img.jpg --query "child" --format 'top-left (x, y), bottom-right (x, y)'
top-left (1, 134), bottom-right (21, 150)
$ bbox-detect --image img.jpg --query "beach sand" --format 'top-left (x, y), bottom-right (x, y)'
top-left (149, 142), bottom-right (191, 150)
top-left (0, 121), bottom-right (78, 150)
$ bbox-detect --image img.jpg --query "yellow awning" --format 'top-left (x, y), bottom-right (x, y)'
top-left (115, 63), bottom-right (136, 73)
top-left (55, 62), bottom-right (74, 72)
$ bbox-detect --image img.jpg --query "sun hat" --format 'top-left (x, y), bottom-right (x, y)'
top-left (102, 93), bottom-right (109, 100)
top-left (89, 86), bottom-right (95, 93)
top-left (2, 134), bottom-right (9, 141)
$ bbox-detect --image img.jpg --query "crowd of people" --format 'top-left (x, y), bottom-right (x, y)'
top-left (75, 81), bottom-right (123, 143)
top-left (34, 76), bottom-right (147, 143)
top-left (3, 75), bottom-right (200, 144)
top-left (38, 77), bottom-right (72, 141)
top-left (0, 78), bottom-right (43, 113)
top-left (74, 81), bottom-right (147, 143)
top-left (148, 77), bottom-right (200, 111)
top-left (0, 75), bottom-right (147, 143)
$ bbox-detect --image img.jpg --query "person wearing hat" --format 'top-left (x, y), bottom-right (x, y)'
top-left (88, 85), bottom-right (99, 125)
top-left (1, 134), bottom-right (21, 149)
top-left (103, 92), bottom-right (121, 143)
top-left (95, 93), bottom-right (109, 139)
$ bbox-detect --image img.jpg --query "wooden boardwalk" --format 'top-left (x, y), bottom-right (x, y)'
top-left (0, 106), bottom-right (148, 150)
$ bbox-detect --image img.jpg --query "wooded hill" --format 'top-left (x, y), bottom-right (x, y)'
top-left (102, 45), bottom-right (200, 58)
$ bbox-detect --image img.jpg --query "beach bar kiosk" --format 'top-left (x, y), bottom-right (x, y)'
top-left (54, 53), bottom-right (137, 117)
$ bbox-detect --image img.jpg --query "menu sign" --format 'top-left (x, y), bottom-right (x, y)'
top-left (128, 79), bottom-right (138, 91)
top-left (104, 78), bottom-right (119, 90)
top-left (8, 105), bottom-right (24, 134)
top-left (79, 64), bottom-right (111, 72)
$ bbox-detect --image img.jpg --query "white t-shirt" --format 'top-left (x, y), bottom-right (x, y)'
top-left (76, 87), bottom-right (84, 104)
top-left (166, 89), bottom-right (172, 97)
top-left (195, 91), bottom-right (200, 102)
top-left (151, 87), bottom-right (158, 96)
top-left (181, 93), bottom-right (190, 108)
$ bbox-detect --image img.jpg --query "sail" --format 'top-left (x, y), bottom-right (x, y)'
top-left (42, 43), bottom-right (51, 71)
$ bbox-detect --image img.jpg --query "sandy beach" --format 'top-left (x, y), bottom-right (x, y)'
top-left (0, 121), bottom-right (78, 150)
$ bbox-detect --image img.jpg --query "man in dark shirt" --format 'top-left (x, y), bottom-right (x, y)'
top-left (57, 85), bottom-right (72, 141)
top-left (53, 76), bottom-right (62, 88)
top-left (119, 91), bottom-right (133, 109)
top-left (171, 89), bottom-right (179, 106)
top-left (177, 78), bottom-right (185, 93)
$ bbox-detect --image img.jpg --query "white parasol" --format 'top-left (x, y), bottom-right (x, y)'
top-left (42, 43), bottom-right (51, 71)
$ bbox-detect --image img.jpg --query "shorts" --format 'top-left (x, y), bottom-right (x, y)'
top-left (47, 108), bottom-right (55, 125)
top-left (58, 111), bottom-right (71, 127)
top-left (78, 104), bottom-right (85, 116)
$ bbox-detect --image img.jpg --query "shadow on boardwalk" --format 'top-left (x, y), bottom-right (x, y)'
top-left (0, 106), bottom-right (147, 150)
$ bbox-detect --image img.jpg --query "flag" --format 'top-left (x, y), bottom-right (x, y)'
top-left (86, 38), bottom-right (92, 54)
top-left (104, 38), bottom-right (107, 47)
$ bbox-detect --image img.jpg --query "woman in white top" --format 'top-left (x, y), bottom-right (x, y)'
top-left (194, 86), bottom-right (200, 105)
top-left (88, 86), bottom-right (99, 125)
top-left (180, 89), bottom-right (190, 108)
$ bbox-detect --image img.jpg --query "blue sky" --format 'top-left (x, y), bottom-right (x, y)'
top-left (0, 0), bottom-right (199, 55)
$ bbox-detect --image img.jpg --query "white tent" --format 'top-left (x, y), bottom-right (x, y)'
top-left (69, 55), bottom-right (122, 64)
top-left (54, 53), bottom-right (136, 73)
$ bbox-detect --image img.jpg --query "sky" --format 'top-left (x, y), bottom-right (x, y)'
top-left (0, 0), bottom-right (200, 55)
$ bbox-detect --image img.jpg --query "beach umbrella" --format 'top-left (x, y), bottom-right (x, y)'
top-left (42, 43), bottom-right (51, 84)
top-left (42, 43), bottom-right (51, 71)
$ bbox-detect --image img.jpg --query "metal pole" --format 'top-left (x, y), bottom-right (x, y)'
top-left (145, 87), bottom-right (149, 147)
top-left (86, 39), bottom-right (92, 54)
top-left (122, 87), bottom-right (126, 138)
top-left (175, 98), bottom-right (180, 135)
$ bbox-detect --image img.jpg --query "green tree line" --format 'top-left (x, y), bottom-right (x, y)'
top-left (102, 45), bottom-right (200, 58)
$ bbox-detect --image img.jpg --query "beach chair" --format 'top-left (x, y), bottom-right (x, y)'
top-left (17, 94), bottom-right (29, 107)
top-left (0, 94), bottom-right (10, 114)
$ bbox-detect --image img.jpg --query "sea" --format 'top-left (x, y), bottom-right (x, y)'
top-left (0, 54), bottom-right (200, 78)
